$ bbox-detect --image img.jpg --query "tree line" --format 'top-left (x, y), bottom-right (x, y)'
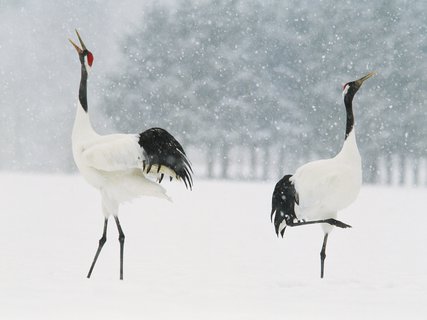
top-left (103, 0), bottom-right (427, 184)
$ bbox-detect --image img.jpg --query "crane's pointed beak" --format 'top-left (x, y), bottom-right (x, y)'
top-left (69, 29), bottom-right (88, 54)
top-left (75, 29), bottom-right (88, 51)
top-left (354, 71), bottom-right (376, 87)
top-left (69, 38), bottom-right (82, 54)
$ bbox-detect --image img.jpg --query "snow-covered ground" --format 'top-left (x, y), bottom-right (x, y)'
top-left (0, 174), bottom-right (426, 319)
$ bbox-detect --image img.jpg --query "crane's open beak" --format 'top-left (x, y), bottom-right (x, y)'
top-left (354, 72), bottom-right (376, 88)
top-left (69, 29), bottom-right (87, 54)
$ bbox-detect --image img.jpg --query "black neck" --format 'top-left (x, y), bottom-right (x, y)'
top-left (79, 62), bottom-right (88, 112)
top-left (344, 94), bottom-right (354, 139)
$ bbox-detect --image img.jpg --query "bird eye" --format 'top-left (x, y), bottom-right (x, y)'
top-left (87, 52), bottom-right (94, 67)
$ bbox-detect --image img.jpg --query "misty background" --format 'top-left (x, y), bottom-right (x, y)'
top-left (1, 0), bottom-right (426, 185)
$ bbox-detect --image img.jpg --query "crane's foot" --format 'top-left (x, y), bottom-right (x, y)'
top-left (324, 219), bottom-right (352, 228)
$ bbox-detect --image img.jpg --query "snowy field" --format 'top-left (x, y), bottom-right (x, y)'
top-left (0, 174), bottom-right (426, 319)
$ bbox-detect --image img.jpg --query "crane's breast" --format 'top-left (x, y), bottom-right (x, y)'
top-left (292, 159), bottom-right (362, 216)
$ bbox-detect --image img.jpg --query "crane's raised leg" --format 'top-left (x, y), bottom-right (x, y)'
top-left (290, 219), bottom-right (351, 228)
top-left (87, 218), bottom-right (108, 278)
top-left (320, 233), bottom-right (329, 279)
top-left (114, 216), bottom-right (125, 280)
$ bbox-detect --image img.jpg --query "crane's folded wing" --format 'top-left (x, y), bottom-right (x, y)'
top-left (80, 130), bottom-right (193, 189)
top-left (81, 134), bottom-right (142, 172)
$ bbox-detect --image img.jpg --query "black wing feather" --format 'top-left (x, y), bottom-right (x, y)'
top-left (271, 174), bottom-right (298, 237)
top-left (139, 128), bottom-right (193, 189)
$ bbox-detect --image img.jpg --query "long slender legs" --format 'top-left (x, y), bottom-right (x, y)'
top-left (86, 216), bottom-right (125, 280)
top-left (320, 233), bottom-right (329, 279)
top-left (87, 218), bottom-right (108, 278)
top-left (114, 216), bottom-right (125, 280)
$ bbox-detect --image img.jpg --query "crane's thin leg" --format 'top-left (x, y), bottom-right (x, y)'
top-left (114, 216), bottom-right (125, 280)
top-left (320, 233), bottom-right (329, 279)
top-left (87, 218), bottom-right (108, 279)
top-left (290, 219), bottom-right (351, 229)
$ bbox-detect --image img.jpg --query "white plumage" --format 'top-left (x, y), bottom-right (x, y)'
top-left (69, 30), bottom-right (192, 280)
top-left (291, 130), bottom-right (362, 232)
top-left (271, 72), bottom-right (375, 278)
top-left (72, 98), bottom-right (174, 213)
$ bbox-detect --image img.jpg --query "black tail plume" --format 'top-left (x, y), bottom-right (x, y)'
top-left (271, 175), bottom-right (298, 237)
top-left (139, 128), bottom-right (193, 189)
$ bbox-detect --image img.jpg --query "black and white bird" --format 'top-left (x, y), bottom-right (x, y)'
top-left (69, 30), bottom-right (193, 280)
top-left (271, 72), bottom-right (375, 278)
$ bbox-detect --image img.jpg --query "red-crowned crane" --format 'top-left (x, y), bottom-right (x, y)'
top-left (271, 72), bottom-right (375, 278)
top-left (69, 30), bottom-right (193, 280)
